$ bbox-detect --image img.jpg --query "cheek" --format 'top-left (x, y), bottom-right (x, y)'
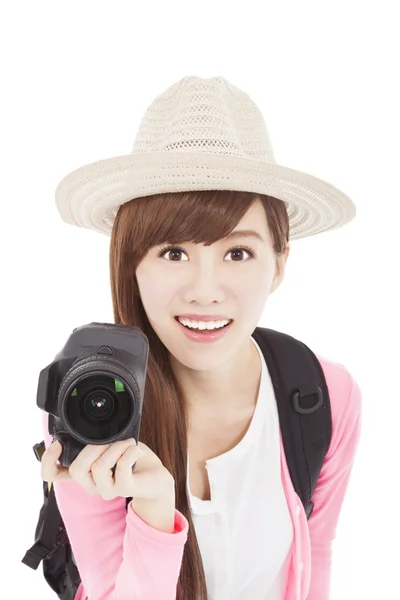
top-left (235, 265), bottom-right (274, 303)
top-left (136, 268), bottom-right (176, 316)
top-left (236, 279), bottom-right (270, 314)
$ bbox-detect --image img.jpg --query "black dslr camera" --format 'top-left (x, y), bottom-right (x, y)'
top-left (37, 322), bottom-right (149, 468)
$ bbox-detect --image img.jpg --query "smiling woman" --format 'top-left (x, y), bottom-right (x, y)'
top-left (41, 75), bottom-right (360, 600)
top-left (109, 188), bottom-right (290, 599)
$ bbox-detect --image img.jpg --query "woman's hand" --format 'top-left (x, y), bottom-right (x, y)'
top-left (40, 437), bottom-right (174, 502)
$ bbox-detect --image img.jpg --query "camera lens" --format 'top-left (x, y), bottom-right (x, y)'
top-left (64, 373), bottom-right (135, 442)
top-left (84, 390), bottom-right (115, 420)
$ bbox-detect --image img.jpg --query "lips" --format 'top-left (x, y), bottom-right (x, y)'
top-left (175, 316), bottom-right (230, 329)
top-left (174, 316), bottom-right (233, 323)
top-left (174, 316), bottom-right (232, 329)
top-left (174, 314), bottom-right (234, 342)
top-left (175, 314), bottom-right (232, 322)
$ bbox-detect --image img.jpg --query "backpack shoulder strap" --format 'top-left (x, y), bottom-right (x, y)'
top-left (22, 443), bottom-right (64, 570)
top-left (251, 326), bottom-right (332, 519)
top-left (22, 440), bottom-right (130, 599)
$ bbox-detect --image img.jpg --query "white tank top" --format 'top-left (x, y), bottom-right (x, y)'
top-left (187, 336), bottom-right (294, 600)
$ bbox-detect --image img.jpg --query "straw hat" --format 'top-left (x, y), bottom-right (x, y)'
top-left (55, 75), bottom-right (356, 240)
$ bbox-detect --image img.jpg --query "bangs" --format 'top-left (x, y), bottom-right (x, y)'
top-left (125, 190), bottom-right (259, 253)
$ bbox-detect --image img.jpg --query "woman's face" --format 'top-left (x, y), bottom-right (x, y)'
top-left (135, 199), bottom-right (289, 372)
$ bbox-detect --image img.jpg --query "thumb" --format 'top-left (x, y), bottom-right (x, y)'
top-left (41, 440), bottom-right (71, 483)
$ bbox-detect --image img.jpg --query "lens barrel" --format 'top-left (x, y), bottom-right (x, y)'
top-left (58, 357), bottom-right (139, 444)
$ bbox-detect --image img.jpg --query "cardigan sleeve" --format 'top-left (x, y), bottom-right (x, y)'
top-left (42, 412), bottom-right (189, 600)
top-left (305, 362), bottom-right (363, 600)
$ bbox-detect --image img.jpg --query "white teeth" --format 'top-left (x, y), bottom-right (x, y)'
top-left (177, 317), bottom-right (231, 330)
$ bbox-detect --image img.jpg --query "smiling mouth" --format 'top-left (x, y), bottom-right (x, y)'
top-left (174, 316), bottom-right (233, 331)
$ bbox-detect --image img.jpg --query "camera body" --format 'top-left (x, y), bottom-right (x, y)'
top-left (37, 322), bottom-right (149, 467)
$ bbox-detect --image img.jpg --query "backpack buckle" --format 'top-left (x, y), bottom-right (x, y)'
top-left (33, 441), bottom-right (46, 462)
top-left (293, 385), bottom-right (323, 414)
top-left (21, 541), bottom-right (50, 570)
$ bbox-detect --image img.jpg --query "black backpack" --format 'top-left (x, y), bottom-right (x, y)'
top-left (21, 326), bottom-right (332, 600)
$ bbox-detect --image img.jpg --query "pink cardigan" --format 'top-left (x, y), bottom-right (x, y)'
top-left (43, 353), bottom-right (362, 600)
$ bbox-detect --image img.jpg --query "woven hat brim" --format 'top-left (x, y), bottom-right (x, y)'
top-left (55, 151), bottom-right (356, 241)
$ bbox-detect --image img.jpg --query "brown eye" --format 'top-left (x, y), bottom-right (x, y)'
top-left (228, 249), bottom-right (247, 261)
top-left (167, 249), bottom-right (184, 261)
top-left (157, 246), bottom-right (188, 261)
top-left (225, 247), bottom-right (255, 261)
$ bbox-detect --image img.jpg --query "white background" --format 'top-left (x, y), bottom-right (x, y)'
top-left (1, 1), bottom-right (399, 598)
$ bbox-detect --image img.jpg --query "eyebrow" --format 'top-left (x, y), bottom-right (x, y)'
top-left (224, 229), bottom-right (266, 243)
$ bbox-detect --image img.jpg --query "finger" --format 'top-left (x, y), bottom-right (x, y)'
top-left (90, 438), bottom-right (139, 493)
top-left (69, 439), bottom-right (136, 495)
top-left (113, 444), bottom-right (144, 495)
top-left (117, 444), bottom-right (172, 500)
top-left (41, 441), bottom-right (71, 482)
top-left (136, 441), bottom-right (163, 469)
top-left (68, 443), bottom-right (112, 493)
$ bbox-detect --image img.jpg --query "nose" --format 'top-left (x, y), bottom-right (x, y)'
top-left (183, 263), bottom-right (226, 305)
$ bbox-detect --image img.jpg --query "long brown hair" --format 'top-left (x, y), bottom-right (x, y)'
top-left (109, 190), bottom-right (290, 599)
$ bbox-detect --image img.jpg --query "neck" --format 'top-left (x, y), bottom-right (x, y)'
top-left (169, 337), bottom-right (261, 413)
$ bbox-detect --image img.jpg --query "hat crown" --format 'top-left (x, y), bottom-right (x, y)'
top-left (55, 74), bottom-right (356, 240)
top-left (132, 76), bottom-right (276, 163)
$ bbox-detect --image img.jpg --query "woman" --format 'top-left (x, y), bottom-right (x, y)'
top-left (41, 76), bottom-right (362, 600)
